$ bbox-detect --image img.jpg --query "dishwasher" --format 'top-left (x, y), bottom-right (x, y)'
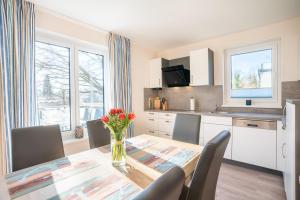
top-left (232, 118), bottom-right (277, 169)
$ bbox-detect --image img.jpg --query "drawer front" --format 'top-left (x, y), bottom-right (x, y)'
top-left (158, 131), bottom-right (172, 139)
top-left (145, 129), bottom-right (157, 136)
top-left (202, 115), bottom-right (232, 125)
top-left (145, 118), bottom-right (159, 130)
top-left (232, 126), bottom-right (276, 169)
top-left (158, 112), bottom-right (176, 120)
top-left (159, 119), bottom-right (174, 134)
top-left (146, 112), bottom-right (158, 118)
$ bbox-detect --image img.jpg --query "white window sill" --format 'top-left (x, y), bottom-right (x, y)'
top-left (62, 132), bottom-right (89, 145)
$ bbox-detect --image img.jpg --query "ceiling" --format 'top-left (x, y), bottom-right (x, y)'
top-left (30, 0), bottom-right (300, 51)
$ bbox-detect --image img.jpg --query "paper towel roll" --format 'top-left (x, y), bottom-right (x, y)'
top-left (190, 97), bottom-right (195, 111)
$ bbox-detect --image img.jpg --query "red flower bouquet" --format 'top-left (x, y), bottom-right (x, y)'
top-left (101, 108), bottom-right (135, 166)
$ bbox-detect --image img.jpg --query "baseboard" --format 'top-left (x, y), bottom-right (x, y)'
top-left (223, 159), bottom-right (283, 176)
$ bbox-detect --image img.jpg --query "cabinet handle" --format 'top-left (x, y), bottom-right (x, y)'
top-left (149, 131), bottom-right (154, 133)
top-left (165, 120), bottom-right (170, 123)
top-left (247, 123), bottom-right (258, 128)
top-left (159, 78), bottom-right (161, 87)
top-left (281, 143), bottom-right (286, 159)
top-left (149, 119), bottom-right (154, 121)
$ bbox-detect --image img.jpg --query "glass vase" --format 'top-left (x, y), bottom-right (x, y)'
top-left (111, 134), bottom-right (126, 166)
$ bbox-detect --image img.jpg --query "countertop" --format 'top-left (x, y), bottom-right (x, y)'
top-left (145, 109), bottom-right (283, 121)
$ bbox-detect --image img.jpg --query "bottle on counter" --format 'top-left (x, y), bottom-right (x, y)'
top-left (190, 97), bottom-right (195, 111)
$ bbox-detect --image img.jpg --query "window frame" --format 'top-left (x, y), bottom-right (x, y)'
top-left (36, 30), bottom-right (109, 136)
top-left (223, 40), bottom-right (281, 108)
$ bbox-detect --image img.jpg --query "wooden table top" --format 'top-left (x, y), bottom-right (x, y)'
top-left (1, 134), bottom-right (201, 200)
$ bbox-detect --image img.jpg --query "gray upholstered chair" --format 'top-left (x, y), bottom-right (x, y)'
top-left (180, 130), bottom-right (231, 200)
top-left (86, 119), bottom-right (110, 149)
top-left (12, 125), bottom-right (65, 171)
top-left (133, 166), bottom-right (185, 200)
top-left (172, 114), bottom-right (201, 144)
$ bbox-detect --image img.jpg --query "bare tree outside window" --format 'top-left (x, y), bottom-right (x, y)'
top-left (35, 41), bottom-right (71, 131)
top-left (35, 41), bottom-right (105, 131)
top-left (78, 50), bottom-right (104, 127)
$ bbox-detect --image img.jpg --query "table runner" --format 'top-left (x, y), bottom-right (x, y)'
top-left (126, 136), bottom-right (198, 173)
top-left (5, 152), bottom-right (141, 200)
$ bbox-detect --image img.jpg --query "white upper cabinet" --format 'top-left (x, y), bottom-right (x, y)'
top-left (189, 48), bottom-right (214, 86)
top-left (146, 58), bottom-right (168, 88)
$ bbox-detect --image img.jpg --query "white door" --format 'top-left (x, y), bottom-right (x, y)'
top-left (232, 126), bottom-right (277, 169)
top-left (203, 123), bottom-right (232, 159)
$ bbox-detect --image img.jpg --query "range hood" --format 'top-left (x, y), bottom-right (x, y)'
top-left (162, 65), bottom-right (190, 87)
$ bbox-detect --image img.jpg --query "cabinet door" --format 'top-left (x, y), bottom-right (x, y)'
top-left (232, 126), bottom-right (276, 169)
top-left (277, 120), bottom-right (286, 172)
top-left (203, 123), bottom-right (232, 159)
top-left (190, 48), bottom-right (209, 86)
top-left (149, 58), bottom-right (162, 88)
top-left (285, 103), bottom-right (296, 200)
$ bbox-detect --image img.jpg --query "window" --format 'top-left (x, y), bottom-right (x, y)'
top-left (78, 50), bottom-right (104, 127)
top-left (35, 34), bottom-right (106, 132)
top-left (35, 42), bottom-right (71, 131)
top-left (224, 40), bottom-right (280, 107)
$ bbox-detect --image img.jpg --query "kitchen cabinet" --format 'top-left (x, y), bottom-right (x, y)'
top-left (145, 111), bottom-right (176, 138)
top-left (202, 116), bottom-right (232, 159)
top-left (146, 58), bottom-right (168, 88)
top-left (189, 48), bottom-right (214, 86)
top-left (203, 123), bottom-right (232, 159)
top-left (232, 119), bottom-right (277, 170)
top-left (277, 120), bottom-right (286, 172)
top-left (284, 102), bottom-right (297, 200)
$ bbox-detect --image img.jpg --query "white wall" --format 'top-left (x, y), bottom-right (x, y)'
top-left (158, 17), bottom-right (300, 85)
top-left (131, 44), bottom-right (156, 135)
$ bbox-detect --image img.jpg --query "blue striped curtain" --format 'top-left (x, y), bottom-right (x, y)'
top-left (0, 0), bottom-right (36, 174)
top-left (108, 33), bottom-right (133, 137)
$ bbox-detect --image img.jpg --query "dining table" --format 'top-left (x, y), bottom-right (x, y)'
top-left (0, 134), bottom-right (202, 200)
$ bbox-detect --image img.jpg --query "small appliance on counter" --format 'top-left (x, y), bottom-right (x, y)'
top-left (161, 97), bottom-right (168, 110)
top-left (190, 97), bottom-right (195, 111)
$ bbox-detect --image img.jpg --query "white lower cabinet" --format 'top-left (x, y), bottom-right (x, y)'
top-left (203, 123), bottom-right (232, 159)
top-left (145, 112), bottom-right (175, 139)
top-left (232, 126), bottom-right (277, 169)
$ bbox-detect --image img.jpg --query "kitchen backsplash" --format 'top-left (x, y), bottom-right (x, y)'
top-left (144, 81), bottom-right (300, 114)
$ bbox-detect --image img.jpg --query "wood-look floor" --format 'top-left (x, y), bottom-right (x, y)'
top-left (216, 163), bottom-right (286, 200)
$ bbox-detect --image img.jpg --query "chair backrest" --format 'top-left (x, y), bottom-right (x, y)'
top-left (12, 125), bottom-right (65, 171)
top-left (133, 166), bottom-right (185, 200)
top-left (172, 114), bottom-right (201, 144)
top-left (185, 130), bottom-right (230, 200)
top-left (86, 120), bottom-right (110, 149)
